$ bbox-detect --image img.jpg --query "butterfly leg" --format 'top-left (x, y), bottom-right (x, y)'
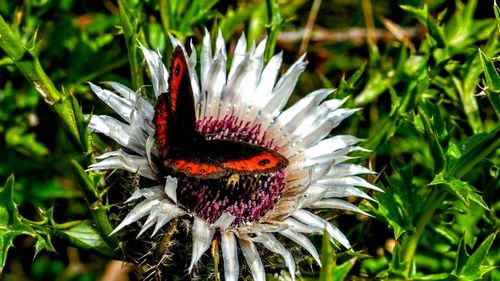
top-left (225, 173), bottom-right (241, 192)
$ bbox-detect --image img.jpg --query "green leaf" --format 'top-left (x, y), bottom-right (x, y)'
top-left (337, 63), bottom-right (366, 99)
top-left (430, 173), bottom-right (489, 211)
top-left (70, 93), bottom-right (91, 154)
top-left (400, 4), bottom-right (427, 24)
top-left (34, 234), bottom-right (56, 257)
top-left (455, 232), bottom-right (498, 279)
top-left (331, 258), bottom-right (356, 281)
top-left (373, 175), bottom-right (410, 240)
top-left (479, 49), bottom-right (500, 92)
top-left (455, 236), bottom-right (468, 274)
top-left (0, 175), bottom-right (37, 272)
top-left (418, 110), bottom-right (446, 174)
top-left (354, 71), bottom-right (390, 106)
top-left (426, 12), bottom-right (446, 48)
top-left (447, 129), bottom-right (500, 179)
top-left (59, 220), bottom-right (116, 258)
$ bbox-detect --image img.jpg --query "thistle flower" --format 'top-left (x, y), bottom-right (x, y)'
top-left (87, 31), bottom-right (380, 280)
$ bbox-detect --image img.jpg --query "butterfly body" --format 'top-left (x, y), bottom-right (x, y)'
top-left (153, 46), bottom-right (288, 180)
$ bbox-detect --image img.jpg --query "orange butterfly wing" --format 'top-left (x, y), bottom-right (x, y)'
top-left (167, 140), bottom-right (288, 179)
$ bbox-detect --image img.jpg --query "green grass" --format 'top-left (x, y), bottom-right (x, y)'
top-left (0, 0), bottom-right (499, 280)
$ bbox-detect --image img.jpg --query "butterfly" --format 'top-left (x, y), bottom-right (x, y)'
top-left (153, 46), bottom-right (289, 180)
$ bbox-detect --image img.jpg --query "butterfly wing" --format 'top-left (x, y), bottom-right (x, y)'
top-left (153, 46), bottom-right (197, 158)
top-left (155, 46), bottom-right (289, 179)
top-left (167, 140), bottom-right (289, 179)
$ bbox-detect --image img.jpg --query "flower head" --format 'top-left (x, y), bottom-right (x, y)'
top-left (87, 31), bottom-right (380, 280)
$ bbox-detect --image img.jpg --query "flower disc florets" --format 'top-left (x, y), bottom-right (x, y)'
top-left (175, 116), bottom-right (286, 225)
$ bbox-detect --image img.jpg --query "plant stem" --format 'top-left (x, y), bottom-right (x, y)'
top-left (0, 15), bottom-right (79, 144)
top-left (70, 159), bottom-right (119, 249)
top-left (117, 0), bottom-right (144, 91)
top-left (265, 0), bottom-right (282, 62)
top-left (402, 189), bottom-right (446, 276)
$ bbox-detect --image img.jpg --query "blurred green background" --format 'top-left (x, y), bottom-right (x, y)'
top-left (0, 0), bottom-right (499, 280)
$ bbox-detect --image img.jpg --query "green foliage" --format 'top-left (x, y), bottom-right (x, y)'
top-left (0, 175), bottom-right (46, 272)
top-left (453, 232), bottom-right (497, 280)
top-left (0, 0), bottom-right (498, 280)
top-left (0, 176), bottom-right (115, 274)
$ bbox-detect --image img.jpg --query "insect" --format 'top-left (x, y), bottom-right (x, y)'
top-left (153, 46), bottom-right (289, 179)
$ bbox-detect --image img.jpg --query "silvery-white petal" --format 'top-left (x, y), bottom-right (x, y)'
top-left (213, 213), bottom-right (236, 230)
top-left (237, 222), bottom-right (287, 234)
top-left (215, 29), bottom-right (227, 58)
top-left (88, 149), bottom-right (155, 180)
top-left (309, 199), bottom-right (371, 217)
top-left (219, 55), bottom-right (250, 116)
top-left (284, 109), bottom-right (360, 155)
top-left (102, 81), bottom-right (136, 101)
top-left (168, 33), bottom-right (183, 49)
top-left (284, 217), bottom-right (322, 234)
top-left (203, 49), bottom-right (226, 118)
top-left (145, 135), bottom-right (158, 170)
top-left (137, 213), bottom-right (158, 237)
top-left (125, 186), bottom-right (162, 203)
top-left (292, 209), bottom-right (351, 249)
top-left (102, 81), bottom-right (154, 121)
top-left (188, 40), bottom-right (201, 111)
top-left (262, 54), bottom-right (307, 118)
top-left (287, 160), bottom-right (335, 187)
top-left (89, 82), bottom-right (133, 122)
top-left (301, 184), bottom-right (329, 206)
top-left (290, 135), bottom-right (360, 162)
top-left (240, 239), bottom-right (265, 281)
top-left (316, 176), bottom-right (382, 192)
top-left (189, 217), bottom-right (215, 272)
top-left (88, 115), bottom-right (145, 155)
top-left (151, 201), bottom-right (185, 236)
top-left (254, 52), bottom-right (283, 107)
top-left (268, 89), bottom-right (333, 136)
top-left (129, 107), bottom-right (151, 137)
top-left (228, 32), bottom-right (247, 81)
top-left (329, 146), bottom-right (371, 158)
top-left (237, 38), bottom-right (266, 110)
top-left (281, 229), bottom-right (321, 266)
top-left (322, 185), bottom-right (374, 201)
top-left (221, 231), bottom-right (239, 281)
top-left (110, 198), bottom-right (160, 235)
top-left (164, 176), bottom-right (178, 203)
top-left (201, 28), bottom-right (213, 87)
top-left (134, 95), bottom-right (157, 131)
top-left (254, 233), bottom-right (296, 281)
top-left (326, 164), bottom-right (375, 177)
top-left (139, 44), bottom-right (168, 97)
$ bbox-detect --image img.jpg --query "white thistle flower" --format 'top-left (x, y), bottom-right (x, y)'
top-left (87, 31), bottom-right (380, 280)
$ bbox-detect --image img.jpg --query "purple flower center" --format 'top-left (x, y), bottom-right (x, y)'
top-left (175, 116), bottom-right (287, 225)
